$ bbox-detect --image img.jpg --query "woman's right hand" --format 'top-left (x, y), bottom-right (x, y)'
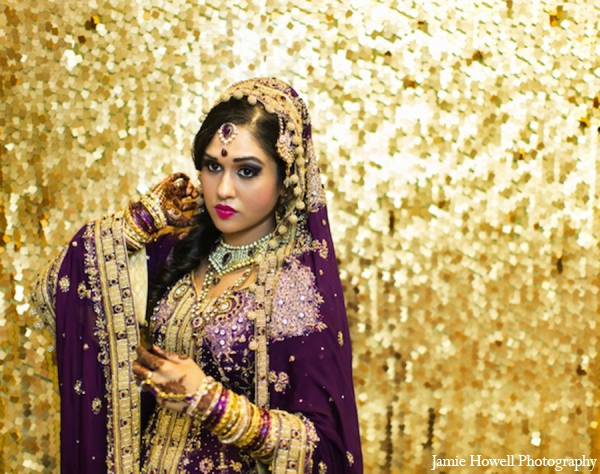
top-left (133, 345), bottom-right (207, 413)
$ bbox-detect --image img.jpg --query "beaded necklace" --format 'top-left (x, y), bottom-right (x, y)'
top-left (208, 233), bottom-right (272, 279)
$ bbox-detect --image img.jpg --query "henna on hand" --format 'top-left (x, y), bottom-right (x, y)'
top-left (152, 345), bottom-right (189, 361)
top-left (151, 173), bottom-right (200, 228)
top-left (135, 345), bottom-right (166, 371)
top-left (156, 376), bottom-right (188, 395)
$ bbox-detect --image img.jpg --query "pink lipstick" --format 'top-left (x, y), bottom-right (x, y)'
top-left (215, 204), bottom-right (237, 220)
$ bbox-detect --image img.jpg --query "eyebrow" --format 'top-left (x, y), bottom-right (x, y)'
top-left (204, 152), bottom-right (265, 165)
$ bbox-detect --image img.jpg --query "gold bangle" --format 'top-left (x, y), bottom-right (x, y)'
top-left (198, 383), bottom-right (223, 423)
top-left (124, 207), bottom-right (151, 240)
top-left (252, 410), bottom-right (281, 460)
top-left (212, 390), bottom-right (239, 436)
top-left (219, 396), bottom-right (250, 444)
top-left (123, 225), bottom-right (145, 250)
top-left (237, 403), bottom-right (262, 449)
top-left (122, 210), bottom-right (147, 249)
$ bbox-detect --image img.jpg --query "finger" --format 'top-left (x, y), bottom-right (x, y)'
top-left (168, 172), bottom-right (190, 183)
top-left (171, 196), bottom-right (184, 210)
top-left (158, 174), bottom-right (189, 199)
top-left (185, 181), bottom-right (199, 197)
top-left (132, 361), bottom-right (154, 388)
top-left (153, 345), bottom-right (189, 363)
top-left (151, 345), bottom-right (170, 359)
top-left (179, 198), bottom-right (200, 212)
top-left (132, 359), bottom-right (154, 376)
top-left (166, 207), bottom-right (183, 220)
top-left (132, 360), bottom-right (147, 378)
top-left (136, 345), bottom-right (166, 371)
top-left (174, 215), bottom-right (199, 228)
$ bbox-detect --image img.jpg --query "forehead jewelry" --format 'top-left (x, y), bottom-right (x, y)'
top-left (217, 122), bottom-right (238, 157)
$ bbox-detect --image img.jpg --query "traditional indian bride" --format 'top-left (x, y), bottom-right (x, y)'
top-left (31, 77), bottom-right (363, 473)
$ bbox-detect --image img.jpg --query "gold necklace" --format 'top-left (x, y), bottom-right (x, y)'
top-left (190, 233), bottom-right (270, 333)
top-left (190, 265), bottom-right (252, 333)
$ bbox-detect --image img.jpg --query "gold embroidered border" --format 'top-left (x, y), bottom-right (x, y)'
top-left (253, 265), bottom-right (270, 409)
top-left (95, 214), bottom-right (141, 474)
top-left (271, 410), bottom-right (307, 474)
top-left (145, 409), bottom-right (192, 473)
top-left (30, 247), bottom-right (66, 338)
top-left (253, 219), bottom-right (300, 410)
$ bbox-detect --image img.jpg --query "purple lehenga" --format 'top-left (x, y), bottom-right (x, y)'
top-left (31, 78), bottom-right (363, 473)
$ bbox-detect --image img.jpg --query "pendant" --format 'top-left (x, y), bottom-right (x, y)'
top-left (218, 122), bottom-right (238, 157)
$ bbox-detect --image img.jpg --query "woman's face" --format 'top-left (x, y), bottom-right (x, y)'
top-left (200, 125), bottom-right (283, 246)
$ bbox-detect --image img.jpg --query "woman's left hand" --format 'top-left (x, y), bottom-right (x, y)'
top-left (149, 173), bottom-right (201, 228)
top-left (133, 345), bottom-right (206, 412)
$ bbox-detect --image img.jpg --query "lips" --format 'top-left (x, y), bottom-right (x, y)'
top-left (215, 204), bottom-right (237, 220)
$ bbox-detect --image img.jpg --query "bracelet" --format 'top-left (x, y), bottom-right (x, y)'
top-left (213, 391), bottom-right (240, 436)
top-left (205, 388), bottom-right (230, 431)
top-left (237, 403), bottom-right (262, 449)
top-left (188, 382), bottom-right (279, 460)
top-left (186, 377), bottom-right (215, 416)
top-left (129, 201), bottom-right (159, 235)
top-left (140, 193), bottom-right (168, 230)
top-left (219, 396), bottom-right (250, 445)
top-left (246, 409), bottom-right (272, 452)
top-left (124, 207), bottom-right (152, 242)
top-left (199, 383), bottom-right (224, 423)
top-left (123, 208), bottom-right (149, 250)
top-left (251, 410), bottom-right (280, 460)
top-left (123, 223), bottom-right (145, 250)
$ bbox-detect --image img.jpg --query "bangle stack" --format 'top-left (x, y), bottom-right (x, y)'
top-left (123, 192), bottom-right (167, 250)
top-left (185, 380), bottom-right (277, 460)
top-left (149, 376), bottom-right (280, 459)
top-left (140, 193), bottom-right (168, 230)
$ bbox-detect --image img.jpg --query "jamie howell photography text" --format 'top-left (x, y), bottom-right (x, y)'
top-left (431, 455), bottom-right (597, 472)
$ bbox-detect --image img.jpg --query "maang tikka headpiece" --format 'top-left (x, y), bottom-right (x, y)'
top-left (217, 122), bottom-right (238, 157)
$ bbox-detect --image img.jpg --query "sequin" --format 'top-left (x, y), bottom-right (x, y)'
top-left (58, 276), bottom-right (70, 293)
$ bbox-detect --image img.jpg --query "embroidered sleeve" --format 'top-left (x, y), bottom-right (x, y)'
top-left (30, 247), bottom-right (67, 338)
top-left (268, 410), bottom-right (318, 473)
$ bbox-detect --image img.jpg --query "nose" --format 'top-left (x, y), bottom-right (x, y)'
top-left (216, 171), bottom-right (235, 200)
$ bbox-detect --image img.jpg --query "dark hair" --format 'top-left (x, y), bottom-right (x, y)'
top-left (147, 99), bottom-right (283, 313)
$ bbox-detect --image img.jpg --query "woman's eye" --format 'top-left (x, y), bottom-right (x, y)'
top-left (205, 162), bottom-right (221, 172)
top-left (238, 167), bottom-right (260, 178)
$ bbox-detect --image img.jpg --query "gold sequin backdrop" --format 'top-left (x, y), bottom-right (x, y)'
top-left (1, 0), bottom-right (599, 472)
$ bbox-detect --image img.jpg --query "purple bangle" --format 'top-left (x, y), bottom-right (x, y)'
top-left (138, 206), bottom-right (158, 233)
top-left (130, 201), bottom-right (159, 234)
top-left (129, 203), bottom-right (149, 232)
